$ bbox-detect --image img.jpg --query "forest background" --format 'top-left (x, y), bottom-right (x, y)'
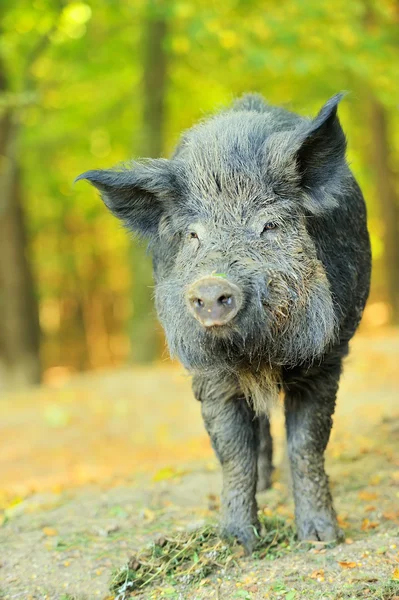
top-left (1, 0), bottom-right (398, 391)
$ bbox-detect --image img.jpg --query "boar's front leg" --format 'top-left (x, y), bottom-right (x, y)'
top-left (193, 376), bottom-right (259, 553)
top-left (283, 359), bottom-right (344, 543)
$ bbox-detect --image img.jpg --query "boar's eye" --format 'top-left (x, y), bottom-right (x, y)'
top-left (189, 231), bottom-right (199, 240)
top-left (262, 222), bottom-right (278, 233)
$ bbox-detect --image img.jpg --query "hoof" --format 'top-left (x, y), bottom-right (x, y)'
top-left (297, 513), bottom-right (344, 544)
top-left (221, 520), bottom-right (260, 554)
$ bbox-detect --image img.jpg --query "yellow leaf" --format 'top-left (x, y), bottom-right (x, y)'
top-left (392, 567), bottom-right (399, 581)
top-left (1, 495), bottom-right (24, 512)
top-left (310, 569), bottom-right (325, 581)
top-left (339, 561), bottom-right (357, 569)
top-left (361, 519), bottom-right (379, 531)
top-left (42, 527), bottom-right (58, 536)
top-left (358, 491), bottom-right (378, 501)
top-left (152, 466), bottom-right (184, 482)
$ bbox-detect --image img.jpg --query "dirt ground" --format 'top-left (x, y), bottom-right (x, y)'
top-left (0, 330), bottom-right (398, 599)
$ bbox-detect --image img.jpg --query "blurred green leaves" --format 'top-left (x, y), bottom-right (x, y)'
top-left (0, 0), bottom-right (398, 371)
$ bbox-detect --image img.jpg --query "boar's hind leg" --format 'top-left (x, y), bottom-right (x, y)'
top-left (193, 376), bottom-right (259, 553)
top-left (257, 414), bottom-right (274, 492)
top-left (284, 359), bottom-right (344, 543)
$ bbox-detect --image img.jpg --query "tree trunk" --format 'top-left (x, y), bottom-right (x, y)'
top-left (129, 14), bottom-right (168, 363)
top-left (141, 17), bottom-right (168, 158)
top-left (369, 96), bottom-right (399, 323)
top-left (0, 70), bottom-right (41, 391)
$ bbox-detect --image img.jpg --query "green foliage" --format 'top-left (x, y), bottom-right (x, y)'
top-left (110, 514), bottom-right (295, 597)
top-left (0, 0), bottom-right (398, 372)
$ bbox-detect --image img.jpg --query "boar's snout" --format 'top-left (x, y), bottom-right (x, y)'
top-left (187, 276), bottom-right (243, 328)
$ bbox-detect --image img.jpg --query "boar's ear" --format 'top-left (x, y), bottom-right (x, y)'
top-left (75, 159), bottom-right (174, 237)
top-left (296, 93), bottom-right (347, 213)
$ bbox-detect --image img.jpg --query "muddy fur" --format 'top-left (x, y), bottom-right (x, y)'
top-left (77, 92), bottom-right (371, 551)
top-left (237, 368), bottom-right (280, 415)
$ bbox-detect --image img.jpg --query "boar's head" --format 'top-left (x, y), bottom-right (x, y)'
top-left (77, 94), bottom-right (347, 386)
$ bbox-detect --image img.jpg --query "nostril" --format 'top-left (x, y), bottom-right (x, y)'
top-left (218, 295), bottom-right (233, 307)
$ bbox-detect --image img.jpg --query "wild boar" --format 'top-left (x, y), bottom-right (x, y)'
top-left (77, 92), bottom-right (371, 551)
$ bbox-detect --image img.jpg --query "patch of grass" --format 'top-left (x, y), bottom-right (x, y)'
top-left (254, 514), bottom-right (296, 560)
top-left (327, 579), bottom-right (399, 600)
top-left (377, 581), bottom-right (399, 600)
top-left (110, 514), bottom-right (294, 599)
top-left (348, 580), bottom-right (399, 600)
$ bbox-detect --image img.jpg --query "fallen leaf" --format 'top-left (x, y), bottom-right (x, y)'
top-left (310, 569), bottom-right (325, 581)
top-left (361, 519), bottom-right (379, 531)
top-left (42, 527), bottom-right (58, 536)
top-left (392, 568), bottom-right (399, 581)
top-left (339, 561), bottom-right (357, 569)
top-left (152, 466), bottom-right (186, 482)
top-left (358, 491), bottom-right (378, 501)
top-left (383, 511), bottom-right (399, 521)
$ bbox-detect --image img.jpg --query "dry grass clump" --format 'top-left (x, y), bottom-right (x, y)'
top-left (110, 514), bottom-right (294, 598)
